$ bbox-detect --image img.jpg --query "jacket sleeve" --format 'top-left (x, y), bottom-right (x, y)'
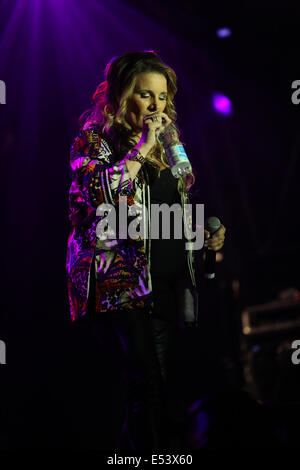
top-left (69, 126), bottom-right (136, 224)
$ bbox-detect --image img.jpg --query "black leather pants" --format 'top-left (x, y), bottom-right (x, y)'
top-left (88, 307), bottom-right (178, 451)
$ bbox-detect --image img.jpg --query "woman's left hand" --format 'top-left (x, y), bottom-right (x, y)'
top-left (204, 224), bottom-right (226, 251)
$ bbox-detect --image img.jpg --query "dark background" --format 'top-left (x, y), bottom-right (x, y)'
top-left (1, 1), bottom-right (300, 449)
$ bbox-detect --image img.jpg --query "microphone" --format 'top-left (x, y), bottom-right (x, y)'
top-left (204, 216), bottom-right (221, 279)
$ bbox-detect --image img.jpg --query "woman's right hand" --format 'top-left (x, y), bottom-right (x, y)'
top-left (137, 111), bottom-right (172, 153)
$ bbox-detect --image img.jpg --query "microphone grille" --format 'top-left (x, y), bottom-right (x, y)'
top-left (204, 216), bottom-right (221, 235)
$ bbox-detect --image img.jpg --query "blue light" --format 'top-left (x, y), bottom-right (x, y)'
top-left (216, 27), bottom-right (232, 38)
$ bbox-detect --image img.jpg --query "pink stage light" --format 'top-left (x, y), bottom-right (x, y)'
top-left (213, 93), bottom-right (232, 115)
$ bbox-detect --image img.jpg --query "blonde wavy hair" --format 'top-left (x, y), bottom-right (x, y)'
top-left (79, 50), bottom-right (195, 195)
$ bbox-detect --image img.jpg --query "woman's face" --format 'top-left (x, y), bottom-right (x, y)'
top-left (125, 72), bottom-right (168, 135)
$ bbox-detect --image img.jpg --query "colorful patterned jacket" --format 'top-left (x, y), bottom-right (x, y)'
top-left (66, 124), bottom-right (199, 323)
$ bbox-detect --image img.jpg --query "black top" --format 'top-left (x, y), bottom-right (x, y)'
top-left (149, 168), bottom-right (187, 281)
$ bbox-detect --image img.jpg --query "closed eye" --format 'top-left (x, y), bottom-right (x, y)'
top-left (140, 93), bottom-right (167, 100)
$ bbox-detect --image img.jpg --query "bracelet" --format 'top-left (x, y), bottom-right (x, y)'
top-left (127, 147), bottom-right (146, 165)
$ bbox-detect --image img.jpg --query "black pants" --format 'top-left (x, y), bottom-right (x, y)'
top-left (87, 306), bottom-right (180, 451)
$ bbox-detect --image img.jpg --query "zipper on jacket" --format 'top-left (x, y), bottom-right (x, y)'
top-left (141, 167), bottom-right (153, 315)
top-left (147, 184), bottom-right (151, 273)
top-left (181, 191), bottom-right (197, 288)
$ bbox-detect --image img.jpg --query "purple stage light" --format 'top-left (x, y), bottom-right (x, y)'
top-left (213, 93), bottom-right (232, 115)
top-left (216, 27), bottom-right (232, 38)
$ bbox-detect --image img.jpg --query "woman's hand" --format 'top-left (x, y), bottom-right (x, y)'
top-left (137, 112), bottom-right (174, 151)
top-left (204, 224), bottom-right (226, 251)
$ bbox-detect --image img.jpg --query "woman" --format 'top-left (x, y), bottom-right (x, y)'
top-left (66, 51), bottom-right (225, 451)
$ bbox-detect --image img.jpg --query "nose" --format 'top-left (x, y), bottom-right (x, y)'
top-left (148, 96), bottom-right (159, 111)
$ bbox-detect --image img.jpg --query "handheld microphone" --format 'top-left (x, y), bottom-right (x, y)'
top-left (204, 217), bottom-right (221, 279)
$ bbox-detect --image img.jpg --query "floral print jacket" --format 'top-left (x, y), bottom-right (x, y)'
top-left (66, 124), bottom-right (199, 323)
